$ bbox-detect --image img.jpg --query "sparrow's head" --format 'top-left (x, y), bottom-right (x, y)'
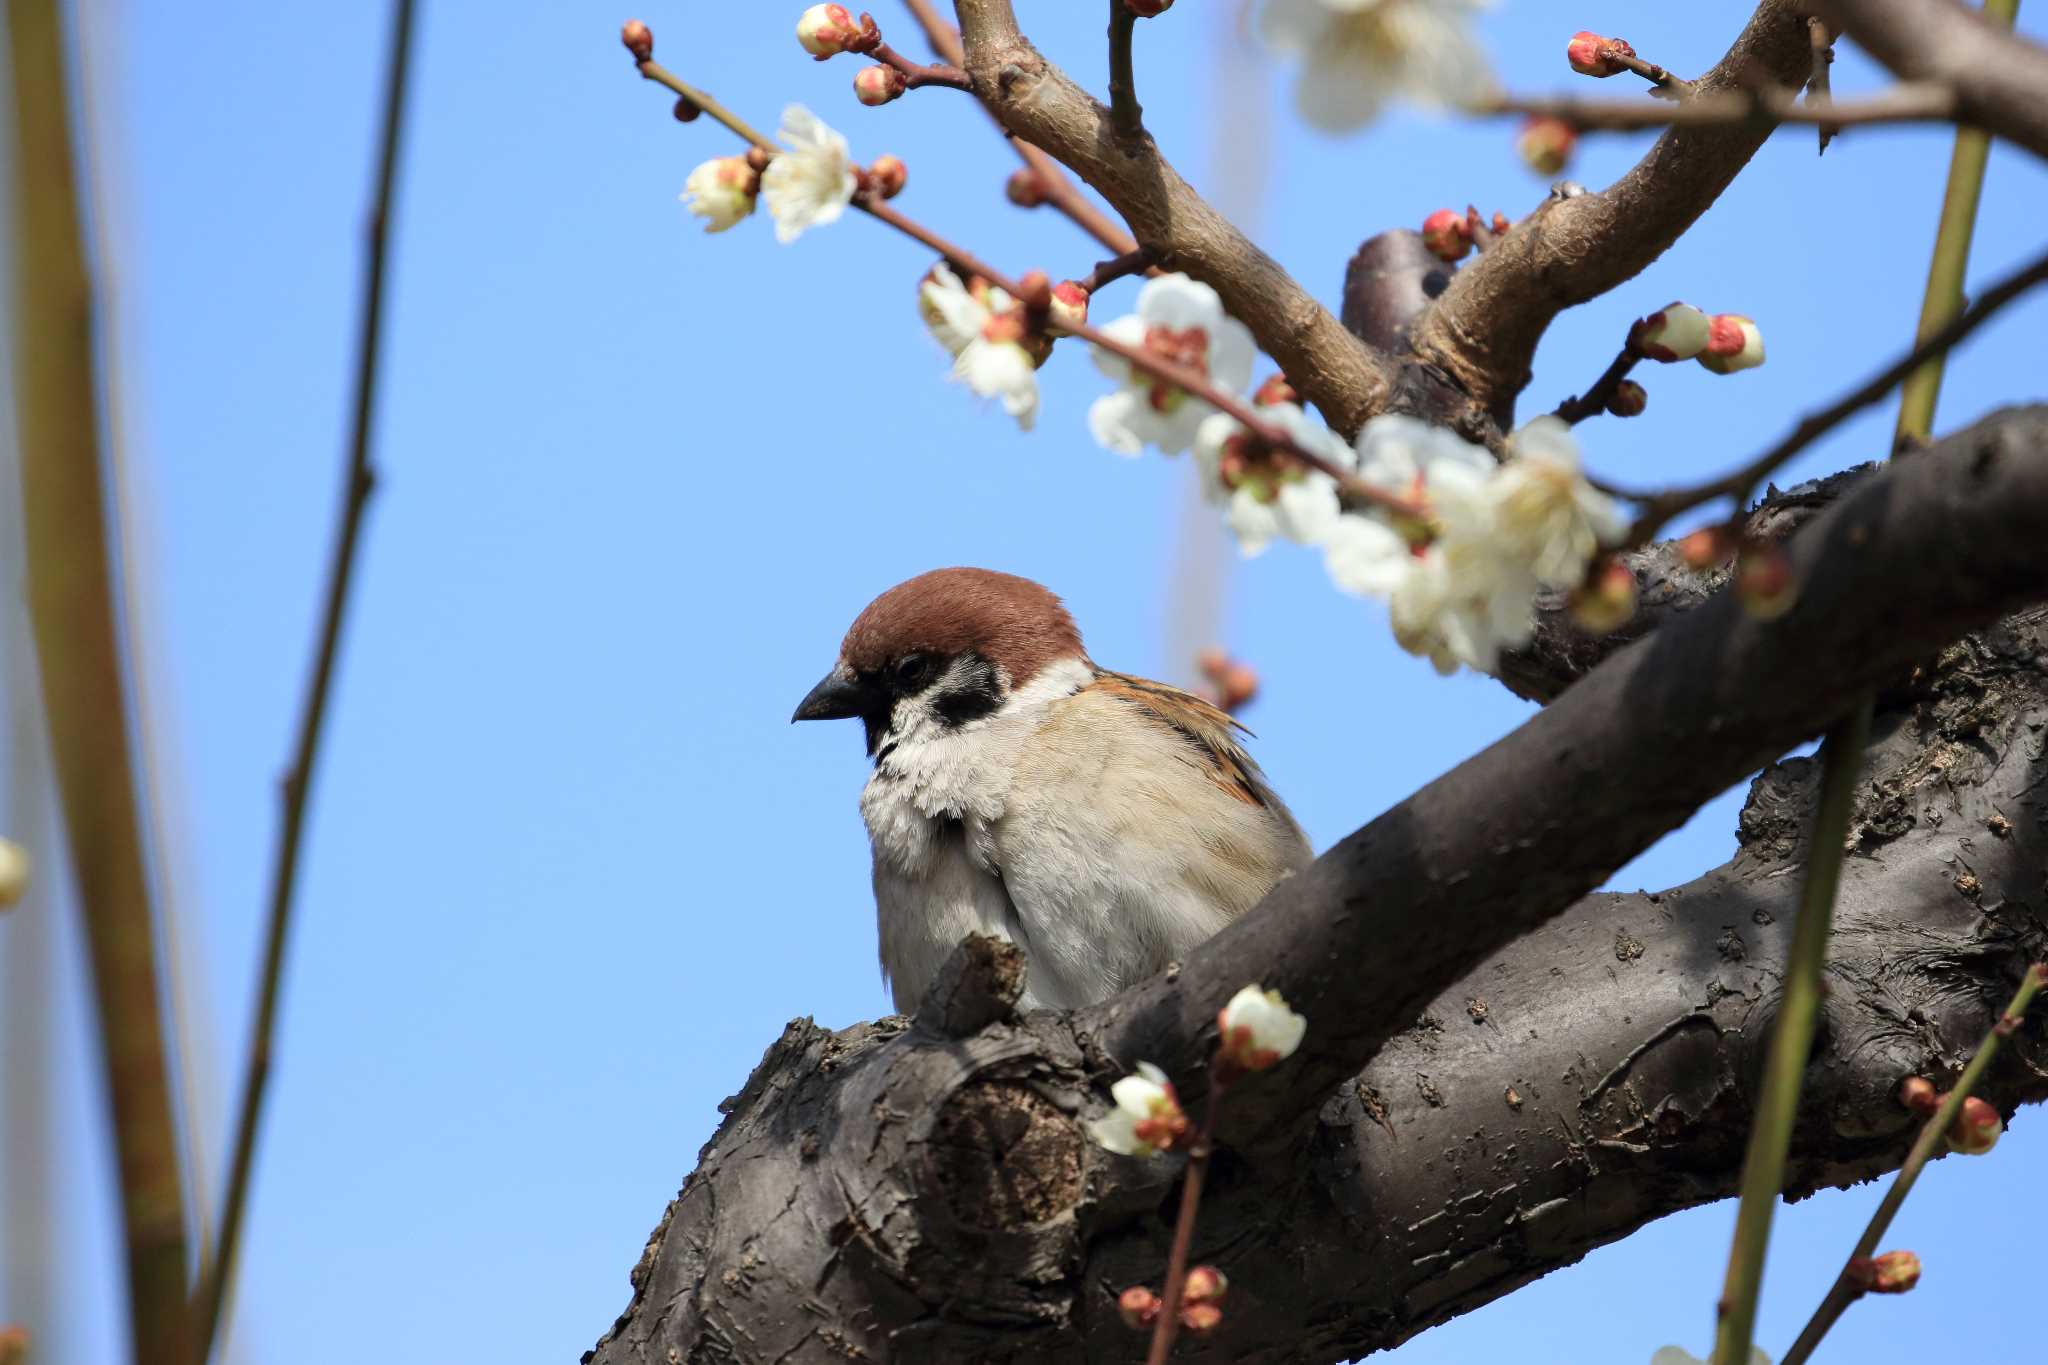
top-left (792, 567), bottom-right (1087, 756)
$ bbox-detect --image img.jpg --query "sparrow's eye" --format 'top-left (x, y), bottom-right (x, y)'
top-left (892, 653), bottom-right (937, 691)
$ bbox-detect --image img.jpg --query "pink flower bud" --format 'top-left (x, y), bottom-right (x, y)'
top-left (1005, 168), bottom-right (1048, 208)
top-left (1253, 373), bottom-right (1300, 407)
top-left (1698, 314), bottom-right (1765, 374)
top-left (1180, 1301), bottom-right (1224, 1334)
top-left (854, 64), bottom-right (907, 105)
top-left (1118, 1286), bottom-right (1160, 1329)
top-left (1568, 559), bottom-right (1637, 636)
top-left (1605, 379), bottom-right (1647, 417)
top-left (866, 154), bottom-right (907, 199)
top-left (1183, 1265), bottom-right (1229, 1305)
top-left (1898, 1075), bottom-right (1939, 1113)
top-left (1631, 303), bottom-right (1713, 362)
top-left (1677, 526), bottom-right (1732, 571)
top-left (796, 4), bottom-right (861, 58)
top-left (1946, 1095), bottom-right (2002, 1154)
top-left (1126, 0), bottom-right (1175, 14)
top-left (1567, 31), bottom-right (1635, 78)
top-left (1868, 1250), bottom-right (1922, 1293)
top-left (1421, 207), bottom-right (1471, 263)
top-left (1736, 542), bottom-right (1795, 620)
top-left (1048, 280), bottom-right (1089, 333)
top-left (620, 19), bottom-right (653, 62)
top-left (1517, 116), bottom-right (1577, 176)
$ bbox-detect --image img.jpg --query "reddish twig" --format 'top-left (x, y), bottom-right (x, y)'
top-left (1608, 48), bottom-right (1694, 99)
top-left (1552, 346), bottom-right (1641, 425)
top-left (1082, 246), bottom-right (1157, 293)
top-left (871, 41), bottom-right (972, 91)
top-left (1483, 81), bottom-right (1956, 132)
top-left (1144, 1082), bottom-right (1223, 1365)
top-left (899, 0), bottom-right (1140, 255)
top-left (1607, 242), bottom-right (2048, 541)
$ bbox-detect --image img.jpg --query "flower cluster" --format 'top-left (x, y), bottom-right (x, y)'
top-left (918, 265), bottom-right (1051, 430)
top-left (680, 105), bottom-right (865, 245)
top-left (1089, 275), bottom-right (1256, 456)
top-left (1632, 303), bottom-right (1766, 373)
top-left (1258, 0), bottom-right (1497, 133)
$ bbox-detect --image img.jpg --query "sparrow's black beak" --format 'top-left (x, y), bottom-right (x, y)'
top-left (791, 669), bottom-right (865, 723)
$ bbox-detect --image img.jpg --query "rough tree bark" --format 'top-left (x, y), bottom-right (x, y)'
top-left (586, 411), bottom-right (2048, 1364)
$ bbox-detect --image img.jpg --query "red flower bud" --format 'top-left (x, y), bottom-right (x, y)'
top-left (1517, 116), bottom-right (1577, 176)
top-left (620, 19), bottom-right (654, 62)
top-left (1567, 31), bottom-right (1636, 78)
top-left (1253, 373), bottom-right (1300, 407)
top-left (866, 154), bottom-right (907, 199)
top-left (1868, 1250), bottom-right (1922, 1293)
top-left (1736, 542), bottom-right (1795, 620)
top-left (1676, 526), bottom-right (1732, 571)
top-left (1569, 558), bottom-right (1637, 636)
top-left (1699, 314), bottom-right (1765, 374)
top-left (1421, 207), bottom-right (1471, 263)
top-left (1005, 168), bottom-right (1048, 208)
top-left (1946, 1095), bottom-right (2002, 1154)
top-left (1118, 1285), bottom-right (1160, 1330)
top-left (1605, 379), bottom-right (1647, 417)
top-left (854, 64), bottom-right (907, 106)
top-left (1180, 1300), bottom-right (1224, 1334)
top-left (1183, 1265), bottom-right (1229, 1304)
top-left (1897, 1075), bottom-right (1939, 1114)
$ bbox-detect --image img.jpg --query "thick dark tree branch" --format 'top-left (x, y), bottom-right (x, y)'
top-left (589, 409), bottom-right (2048, 1364)
top-left (1409, 2), bottom-right (1813, 424)
top-left (949, 0), bottom-right (1399, 436)
top-left (1815, 0), bottom-right (2048, 163)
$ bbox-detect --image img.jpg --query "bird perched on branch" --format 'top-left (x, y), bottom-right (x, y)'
top-left (793, 567), bottom-right (1312, 1011)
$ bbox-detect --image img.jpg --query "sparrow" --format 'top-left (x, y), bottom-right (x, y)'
top-left (792, 567), bottom-right (1313, 1012)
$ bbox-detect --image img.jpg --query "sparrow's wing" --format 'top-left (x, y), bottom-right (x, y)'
top-left (992, 672), bottom-right (1313, 1007)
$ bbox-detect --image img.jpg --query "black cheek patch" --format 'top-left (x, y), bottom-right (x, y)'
top-left (932, 656), bottom-right (1002, 728)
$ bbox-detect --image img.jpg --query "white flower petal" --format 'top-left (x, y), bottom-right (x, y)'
top-left (1089, 390), bottom-right (1150, 457)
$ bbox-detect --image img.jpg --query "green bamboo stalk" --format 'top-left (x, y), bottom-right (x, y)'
top-left (1895, 0), bottom-right (2021, 442)
top-left (6, 1), bottom-right (192, 1362)
top-left (1711, 705), bottom-right (1871, 1365)
top-left (1711, 8), bottom-right (2017, 1360)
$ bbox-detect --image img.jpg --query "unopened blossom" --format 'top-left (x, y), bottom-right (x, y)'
top-left (919, 264), bottom-right (1039, 430)
top-left (1736, 541), bottom-right (1796, 620)
top-left (1632, 303), bottom-right (1713, 362)
top-left (1117, 1286), bottom-right (1161, 1329)
top-left (680, 156), bottom-right (758, 232)
top-left (1865, 1250), bottom-right (1922, 1293)
top-left (865, 153), bottom-right (907, 199)
top-left (854, 64), bottom-right (906, 106)
top-left (760, 105), bottom-right (858, 243)
top-left (0, 837), bottom-right (28, 909)
top-left (1490, 417), bottom-right (1627, 588)
top-left (1047, 280), bottom-right (1089, 333)
top-left (1946, 1094), bottom-right (2003, 1154)
top-left (1699, 313), bottom-right (1766, 373)
top-left (1259, 0), bottom-right (1496, 133)
top-left (1192, 404), bottom-right (1351, 556)
top-left (1089, 273), bottom-right (1255, 456)
top-left (1005, 169), bottom-right (1048, 207)
top-left (796, 3), bottom-right (868, 58)
top-left (1088, 1062), bottom-right (1189, 1156)
top-left (1569, 558), bottom-right (1637, 635)
top-left (1181, 1301), bottom-right (1224, 1334)
top-left (1677, 525), bottom-right (1732, 571)
top-left (1607, 379), bottom-right (1647, 417)
top-left (1651, 1349), bottom-right (1771, 1365)
top-left (1421, 207), bottom-right (1471, 262)
top-left (1217, 984), bottom-right (1307, 1071)
top-left (1898, 1075), bottom-right (1939, 1113)
top-left (1567, 30), bottom-right (1634, 77)
top-left (1517, 115), bottom-right (1577, 175)
top-left (1183, 1266), bottom-right (1228, 1304)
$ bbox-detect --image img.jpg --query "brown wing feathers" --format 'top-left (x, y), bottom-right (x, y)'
top-left (1087, 670), bottom-right (1270, 808)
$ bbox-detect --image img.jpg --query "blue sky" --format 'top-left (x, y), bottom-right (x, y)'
top-left (4, 3), bottom-right (2047, 1362)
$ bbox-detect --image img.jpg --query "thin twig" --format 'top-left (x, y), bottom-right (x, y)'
top-left (1108, 1), bottom-right (1143, 136)
top-left (1780, 964), bottom-right (2048, 1365)
top-left (1606, 48), bottom-right (1694, 99)
top-left (1082, 246), bottom-right (1157, 293)
top-left (1610, 241), bottom-right (2048, 540)
top-left (1807, 17), bottom-right (1841, 154)
top-left (193, 0), bottom-right (418, 1356)
top-left (871, 42), bottom-right (972, 91)
top-left (1710, 706), bottom-right (1871, 1365)
top-left (9, 0), bottom-right (193, 1358)
top-left (1553, 346), bottom-right (1641, 424)
top-left (900, 0), bottom-right (1140, 255)
top-left (1483, 81), bottom-right (1956, 132)
top-left (1145, 1083), bottom-right (1222, 1365)
top-left (637, 58), bottom-right (775, 150)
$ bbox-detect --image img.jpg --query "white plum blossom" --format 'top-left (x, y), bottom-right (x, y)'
top-left (918, 265), bottom-right (1039, 430)
top-left (680, 156), bottom-right (757, 233)
top-left (1217, 985), bottom-right (1308, 1071)
top-left (1651, 1349), bottom-right (1771, 1365)
top-left (1259, 0), bottom-right (1497, 133)
top-left (1321, 513), bottom-right (1411, 597)
top-left (1488, 416), bottom-right (1627, 588)
top-left (1086, 1062), bottom-right (1187, 1156)
top-left (1192, 403), bottom-right (1352, 556)
top-left (1088, 274), bottom-right (1256, 457)
top-left (759, 105), bottom-right (857, 243)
